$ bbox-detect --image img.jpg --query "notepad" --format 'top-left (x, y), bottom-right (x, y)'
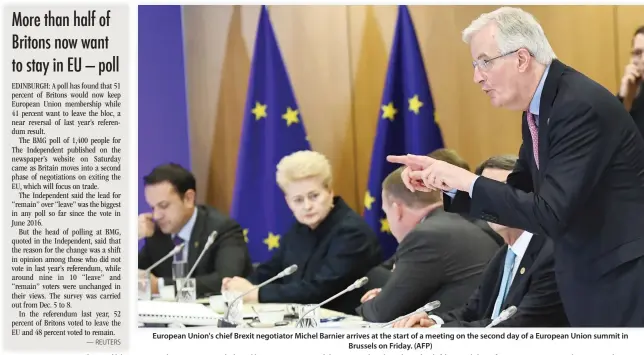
top-left (138, 300), bottom-right (222, 326)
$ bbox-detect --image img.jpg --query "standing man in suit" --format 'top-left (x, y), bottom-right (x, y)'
top-left (393, 155), bottom-right (567, 328)
top-left (617, 25), bottom-right (644, 136)
top-left (138, 163), bottom-right (252, 297)
top-left (356, 155), bottom-right (499, 323)
top-left (388, 7), bottom-right (644, 326)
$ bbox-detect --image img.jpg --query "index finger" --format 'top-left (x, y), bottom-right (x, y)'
top-left (386, 155), bottom-right (412, 165)
top-left (405, 154), bottom-right (436, 168)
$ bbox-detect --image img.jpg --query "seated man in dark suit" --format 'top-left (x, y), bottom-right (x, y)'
top-left (356, 153), bottom-right (500, 323)
top-left (431, 149), bottom-right (504, 248)
top-left (361, 149), bottom-right (501, 290)
top-left (222, 150), bottom-right (382, 314)
top-left (138, 163), bottom-right (252, 297)
top-left (393, 155), bottom-right (568, 327)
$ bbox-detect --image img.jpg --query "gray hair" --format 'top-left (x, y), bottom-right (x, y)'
top-left (462, 7), bottom-right (556, 65)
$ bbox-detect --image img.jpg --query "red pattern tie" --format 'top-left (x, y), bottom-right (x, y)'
top-left (526, 112), bottom-right (539, 168)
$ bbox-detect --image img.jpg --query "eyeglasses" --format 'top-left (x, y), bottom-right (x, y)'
top-left (472, 49), bottom-right (520, 71)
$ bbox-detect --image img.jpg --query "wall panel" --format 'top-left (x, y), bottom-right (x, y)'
top-left (180, 5), bottom-right (630, 214)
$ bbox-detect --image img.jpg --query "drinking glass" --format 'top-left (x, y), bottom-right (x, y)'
top-left (176, 278), bottom-right (196, 302)
top-left (172, 261), bottom-right (187, 280)
top-left (138, 273), bottom-right (151, 300)
top-left (222, 290), bottom-right (244, 324)
top-left (295, 304), bottom-right (319, 328)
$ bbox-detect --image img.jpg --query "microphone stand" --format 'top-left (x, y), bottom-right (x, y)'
top-left (379, 300), bottom-right (442, 328)
top-left (217, 265), bottom-right (298, 328)
top-left (295, 277), bottom-right (369, 328)
top-left (175, 231), bottom-right (217, 301)
top-left (139, 243), bottom-right (184, 301)
top-left (144, 243), bottom-right (185, 274)
top-left (486, 306), bottom-right (517, 328)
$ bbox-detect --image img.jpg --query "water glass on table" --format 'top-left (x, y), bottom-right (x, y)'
top-left (172, 261), bottom-right (187, 280)
top-left (138, 273), bottom-right (152, 300)
top-left (222, 290), bottom-right (244, 324)
top-left (176, 278), bottom-right (196, 302)
top-left (296, 304), bottom-right (320, 328)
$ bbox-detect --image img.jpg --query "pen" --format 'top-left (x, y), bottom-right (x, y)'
top-left (320, 316), bottom-right (346, 323)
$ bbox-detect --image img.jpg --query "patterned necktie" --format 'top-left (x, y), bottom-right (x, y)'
top-left (492, 248), bottom-right (516, 319)
top-left (173, 235), bottom-right (185, 262)
top-left (173, 235), bottom-right (183, 246)
top-left (526, 112), bottom-right (539, 168)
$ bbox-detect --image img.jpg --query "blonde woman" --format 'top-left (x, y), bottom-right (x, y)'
top-left (222, 150), bottom-right (382, 314)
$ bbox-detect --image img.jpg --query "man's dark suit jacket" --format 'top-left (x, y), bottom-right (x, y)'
top-left (138, 205), bottom-right (252, 297)
top-left (445, 59), bottom-right (644, 326)
top-left (617, 81), bottom-right (644, 138)
top-left (432, 234), bottom-right (568, 327)
top-left (356, 209), bottom-right (500, 323)
top-left (468, 217), bottom-right (505, 247)
top-left (248, 196), bottom-right (382, 315)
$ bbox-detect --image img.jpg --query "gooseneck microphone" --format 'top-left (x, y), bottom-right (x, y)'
top-left (184, 231), bottom-right (218, 280)
top-left (380, 300), bottom-right (442, 328)
top-left (217, 264), bottom-right (298, 327)
top-left (295, 276), bottom-right (369, 328)
top-left (486, 305), bottom-right (517, 328)
top-left (144, 243), bottom-right (185, 274)
top-left (175, 231), bottom-right (218, 300)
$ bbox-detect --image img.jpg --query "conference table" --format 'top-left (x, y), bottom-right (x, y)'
top-left (137, 296), bottom-right (376, 328)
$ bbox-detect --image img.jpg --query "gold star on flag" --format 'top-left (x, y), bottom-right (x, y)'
top-left (282, 107), bottom-right (300, 126)
top-left (252, 102), bottom-right (267, 120)
top-left (243, 228), bottom-right (249, 243)
top-left (408, 95), bottom-right (423, 114)
top-left (380, 218), bottom-right (391, 233)
top-left (264, 232), bottom-right (281, 250)
top-left (381, 102), bottom-right (397, 121)
top-left (364, 191), bottom-right (376, 210)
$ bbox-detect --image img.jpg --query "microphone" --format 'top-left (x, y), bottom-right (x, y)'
top-left (184, 231), bottom-right (218, 280)
top-left (486, 305), bottom-right (517, 328)
top-left (175, 231), bottom-right (218, 300)
top-left (379, 300), bottom-right (441, 328)
top-left (217, 264), bottom-right (298, 328)
top-left (144, 243), bottom-right (186, 274)
top-left (295, 276), bottom-right (369, 328)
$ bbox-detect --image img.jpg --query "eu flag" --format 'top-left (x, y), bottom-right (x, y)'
top-left (364, 5), bottom-right (444, 258)
top-left (231, 6), bottom-right (311, 263)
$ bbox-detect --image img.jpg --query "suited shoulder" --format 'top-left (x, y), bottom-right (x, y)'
top-left (416, 211), bottom-right (495, 241)
top-left (409, 211), bottom-right (500, 262)
top-left (530, 233), bottom-right (555, 262)
top-left (331, 197), bottom-right (379, 240)
top-left (197, 205), bottom-right (243, 234)
top-left (554, 62), bottom-right (630, 120)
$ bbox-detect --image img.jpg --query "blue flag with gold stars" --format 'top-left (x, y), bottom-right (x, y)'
top-left (364, 5), bottom-right (444, 259)
top-left (231, 5), bottom-right (311, 263)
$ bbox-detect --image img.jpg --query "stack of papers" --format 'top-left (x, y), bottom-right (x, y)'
top-left (138, 300), bottom-right (221, 326)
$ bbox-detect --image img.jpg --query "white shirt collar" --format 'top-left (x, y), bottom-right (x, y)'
top-left (508, 231), bottom-right (533, 280)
